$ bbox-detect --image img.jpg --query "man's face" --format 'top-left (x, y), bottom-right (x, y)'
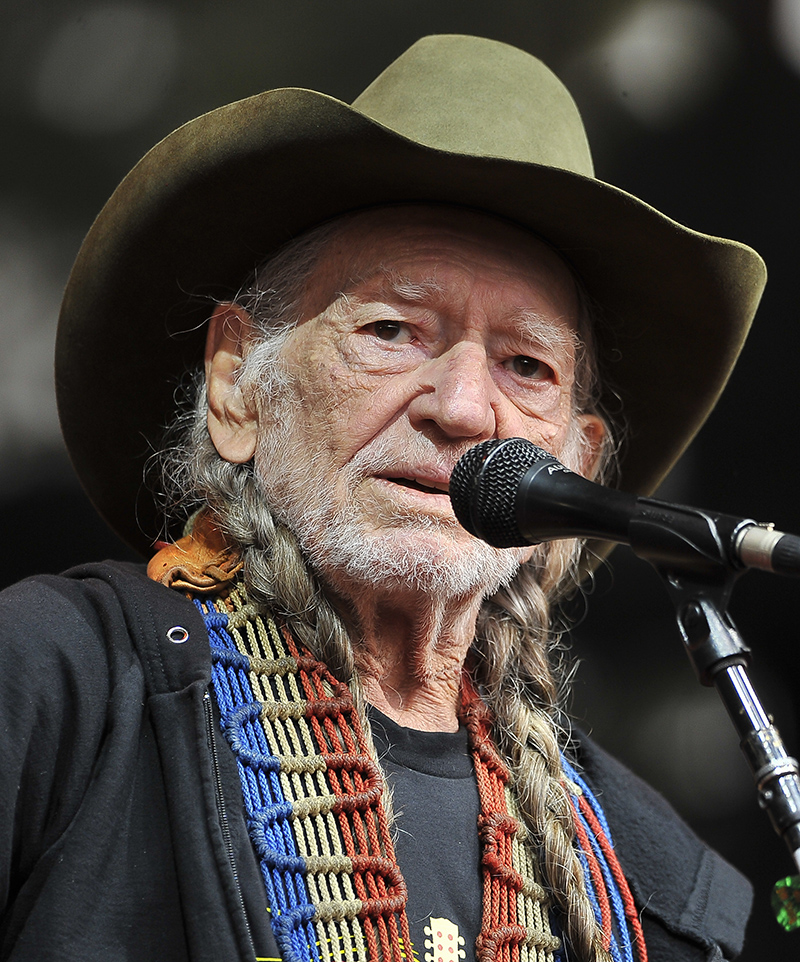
top-left (242, 206), bottom-right (601, 600)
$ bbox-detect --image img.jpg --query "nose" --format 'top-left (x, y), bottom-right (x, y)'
top-left (407, 341), bottom-right (498, 440)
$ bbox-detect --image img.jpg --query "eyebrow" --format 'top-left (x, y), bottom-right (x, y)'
top-left (512, 308), bottom-right (580, 361)
top-left (371, 269), bottom-right (448, 305)
top-left (327, 268), bottom-right (446, 316)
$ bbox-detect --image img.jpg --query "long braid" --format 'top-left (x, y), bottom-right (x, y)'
top-left (170, 382), bottom-right (357, 688)
top-left (476, 552), bottom-right (609, 962)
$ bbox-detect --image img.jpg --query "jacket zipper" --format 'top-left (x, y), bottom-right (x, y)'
top-left (203, 688), bottom-right (256, 959)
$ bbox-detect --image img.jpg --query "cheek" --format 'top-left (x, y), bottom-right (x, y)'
top-left (335, 375), bottom-right (415, 448)
top-left (288, 352), bottom-right (411, 460)
top-left (509, 395), bottom-right (576, 456)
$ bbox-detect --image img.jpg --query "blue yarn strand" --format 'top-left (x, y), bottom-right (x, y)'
top-left (561, 755), bottom-right (636, 962)
top-left (195, 600), bottom-right (322, 962)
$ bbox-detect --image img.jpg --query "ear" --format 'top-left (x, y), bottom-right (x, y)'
top-left (574, 413), bottom-right (608, 481)
top-left (205, 303), bottom-right (258, 464)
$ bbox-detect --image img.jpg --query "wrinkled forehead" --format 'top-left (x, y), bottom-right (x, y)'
top-left (299, 204), bottom-right (583, 322)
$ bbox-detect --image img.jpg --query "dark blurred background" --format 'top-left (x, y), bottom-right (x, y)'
top-left (1, 0), bottom-right (798, 957)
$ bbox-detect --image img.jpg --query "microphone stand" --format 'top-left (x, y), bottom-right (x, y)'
top-left (644, 550), bottom-right (800, 923)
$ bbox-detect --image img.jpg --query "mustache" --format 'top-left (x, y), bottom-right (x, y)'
top-left (345, 431), bottom-right (477, 486)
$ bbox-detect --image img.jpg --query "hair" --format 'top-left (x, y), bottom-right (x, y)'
top-left (159, 210), bottom-right (617, 962)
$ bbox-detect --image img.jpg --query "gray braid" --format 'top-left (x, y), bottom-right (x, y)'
top-left (475, 545), bottom-right (609, 962)
top-left (157, 214), bottom-right (616, 962)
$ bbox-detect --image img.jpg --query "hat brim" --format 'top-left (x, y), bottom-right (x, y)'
top-left (56, 87), bottom-right (766, 558)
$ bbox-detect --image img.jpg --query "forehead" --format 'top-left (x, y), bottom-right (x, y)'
top-left (302, 206), bottom-right (580, 319)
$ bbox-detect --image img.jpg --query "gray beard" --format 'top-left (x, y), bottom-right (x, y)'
top-left (252, 416), bottom-right (529, 601)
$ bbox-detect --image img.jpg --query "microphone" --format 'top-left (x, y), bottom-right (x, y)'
top-left (449, 438), bottom-right (800, 577)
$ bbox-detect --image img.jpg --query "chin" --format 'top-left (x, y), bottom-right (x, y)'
top-left (303, 524), bottom-right (524, 599)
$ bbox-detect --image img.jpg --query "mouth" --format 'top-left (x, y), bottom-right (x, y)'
top-left (381, 476), bottom-right (450, 496)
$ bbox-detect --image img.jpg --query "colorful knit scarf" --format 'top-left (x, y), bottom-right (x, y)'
top-left (148, 519), bottom-right (647, 962)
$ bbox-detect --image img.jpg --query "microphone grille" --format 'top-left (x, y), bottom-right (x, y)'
top-left (450, 438), bottom-right (550, 547)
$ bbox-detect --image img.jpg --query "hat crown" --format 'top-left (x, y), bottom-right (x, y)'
top-left (352, 34), bottom-right (594, 176)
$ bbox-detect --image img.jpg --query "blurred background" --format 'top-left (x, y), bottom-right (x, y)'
top-left (1, 0), bottom-right (798, 956)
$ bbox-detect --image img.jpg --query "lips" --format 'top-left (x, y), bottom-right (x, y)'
top-left (371, 463), bottom-right (453, 496)
top-left (387, 476), bottom-right (450, 495)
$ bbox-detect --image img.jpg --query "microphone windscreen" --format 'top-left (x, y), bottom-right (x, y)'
top-left (450, 438), bottom-right (551, 547)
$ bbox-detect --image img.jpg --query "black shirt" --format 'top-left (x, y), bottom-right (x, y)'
top-left (369, 708), bottom-right (482, 962)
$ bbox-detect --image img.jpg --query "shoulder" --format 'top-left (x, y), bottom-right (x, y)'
top-left (0, 562), bottom-right (210, 917)
top-left (0, 560), bottom-right (206, 696)
top-left (0, 564), bottom-right (137, 690)
top-left (0, 560), bottom-right (209, 811)
top-left (572, 731), bottom-right (752, 960)
top-left (1, 561), bottom-right (160, 664)
top-left (0, 563), bottom-right (151, 724)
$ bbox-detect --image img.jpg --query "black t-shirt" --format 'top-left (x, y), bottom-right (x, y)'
top-left (369, 708), bottom-right (482, 962)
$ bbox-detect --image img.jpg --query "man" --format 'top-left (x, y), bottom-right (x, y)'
top-left (1, 35), bottom-right (766, 962)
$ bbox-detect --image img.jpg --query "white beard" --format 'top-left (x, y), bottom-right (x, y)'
top-left (252, 413), bottom-right (530, 601)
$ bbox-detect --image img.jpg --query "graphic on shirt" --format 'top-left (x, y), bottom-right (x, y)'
top-left (423, 917), bottom-right (466, 962)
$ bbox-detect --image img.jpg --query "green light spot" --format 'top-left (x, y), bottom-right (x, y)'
top-left (771, 875), bottom-right (800, 932)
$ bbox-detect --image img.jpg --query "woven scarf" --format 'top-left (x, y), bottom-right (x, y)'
top-left (149, 517), bottom-right (647, 962)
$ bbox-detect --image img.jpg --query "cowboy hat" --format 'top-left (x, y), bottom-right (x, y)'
top-left (56, 34), bottom-right (766, 557)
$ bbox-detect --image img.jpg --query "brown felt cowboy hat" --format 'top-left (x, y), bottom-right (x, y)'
top-left (56, 34), bottom-right (766, 558)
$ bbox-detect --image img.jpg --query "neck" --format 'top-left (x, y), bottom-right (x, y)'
top-left (327, 581), bottom-right (484, 733)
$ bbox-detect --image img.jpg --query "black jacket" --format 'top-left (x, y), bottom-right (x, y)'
top-left (0, 562), bottom-right (752, 961)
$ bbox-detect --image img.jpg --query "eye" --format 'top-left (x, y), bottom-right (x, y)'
top-left (367, 320), bottom-right (411, 342)
top-left (506, 355), bottom-right (554, 380)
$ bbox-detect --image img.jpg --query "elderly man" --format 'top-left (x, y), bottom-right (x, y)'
top-left (1, 35), bottom-right (766, 962)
